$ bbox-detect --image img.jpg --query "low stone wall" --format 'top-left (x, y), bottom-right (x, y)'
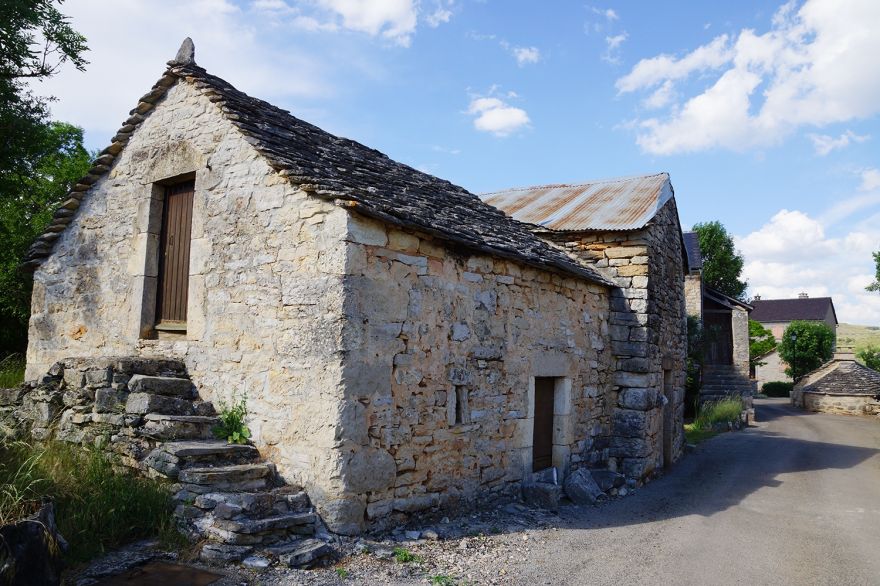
top-left (799, 391), bottom-right (880, 417)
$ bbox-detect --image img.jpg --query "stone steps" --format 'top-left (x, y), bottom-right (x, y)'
top-left (143, 440), bottom-right (260, 480)
top-left (178, 462), bottom-right (276, 493)
top-left (129, 374), bottom-right (195, 397)
top-left (140, 414), bottom-right (220, 440)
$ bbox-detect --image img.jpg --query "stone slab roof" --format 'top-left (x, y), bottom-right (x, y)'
top-left (22, 41), bottom-right (612, 288)
top-left (682, 231), bottom-right (702, 272)
top-left (796, 359), bottom-right (880, 396)
top-left (750, 297), bottom-right (837, 324)
top-left (480, 173), bottom-right (673, 232)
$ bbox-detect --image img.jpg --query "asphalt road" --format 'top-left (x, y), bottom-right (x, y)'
top-left (507, 398), bottom-right (880, 586)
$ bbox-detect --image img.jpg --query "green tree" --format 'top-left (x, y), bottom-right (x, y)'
top-left (684, 315), bottom-right (704, 417)
top-left (856, 345), bottom-right (880, 371)
top-left (692, 221), bottom-right (747, 300)
top-left (867, 251), bottom-right (880, 292)
top-left (748, 319), bottom-right (777, 371)
top-left (778, 321), bottom-right (835, 380)
top-left (0, 1), bottom-right (89, 354)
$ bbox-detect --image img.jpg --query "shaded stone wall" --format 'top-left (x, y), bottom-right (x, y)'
top-left (26, 80), bottom-right (348, 509)
top-left (544, 199), bottom-right (687, 478)
top-left (335, 215), bottom-right (614, 531)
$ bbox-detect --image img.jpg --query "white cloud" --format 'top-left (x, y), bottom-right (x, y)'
top-left (617, 0), bottom-right (880, 155)
top-left (602, 32), bottom-right (628, 65)
top-left (642, 80), bottom-right (676, 109)
top-left (808, 130), bottom-right (869, 156)
top-left (859, 168), bottom-right (880, 192)
top-left (739, 204), bottom-right (880, 325)
top-left (316, 0), bottom-right (418, 46)
top-left (32, 0), bottom-right (332, 147)
top-left (511, 46), bottom-right (541, 66)
top-left (591, 7), bottom-right (618, 21)
top-left (467, 95), bottom-right (530, 137)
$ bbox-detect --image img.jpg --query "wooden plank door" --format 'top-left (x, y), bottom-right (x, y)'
top-left (705, 311), bottom-right (733, 365)
top-left (533, 377), bottom-right (555, 472)
top-left (156, 181), bottom-right (194, 328)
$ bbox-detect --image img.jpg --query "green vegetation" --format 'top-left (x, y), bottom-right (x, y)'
top-left (0, 440), bottom-right (182, 563)
top-left (1, 1), bottom-right (91, 356)
top-left (866, 251), bottom-right (880, 292)
top-left (692, 221), bottom-right (747, 300)
top-left (778, 321), bottom-right (835, 380)
top-left (393, 547), bottom-right (422, 564)
top-left (212, 395), bottom-right (251, 444)
top-left (0, 353), bottom-right (25, 387)
top-left (335, 566), bottom-right (350, 579)
top-left (762, 381), bottom-right (793, 397)
top-left (856, 345), bottom-right (880, 371)
top-left (684, 315), bottom-right (704, 418)
top-left (430, 575), bottom-right (457, 586)
top-left (837, 323), bottom-right (880, 351)
top-left (685, 397), bottom-right (744, 444)
top-left (749, 320), bottom-right (777, 371)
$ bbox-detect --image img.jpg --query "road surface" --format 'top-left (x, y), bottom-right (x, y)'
top-left (508, 398), bottom-right (880, 586)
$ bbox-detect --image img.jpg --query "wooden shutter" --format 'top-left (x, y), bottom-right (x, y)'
top-left (156, 181), bottom-right (194, 328)
top-left (533, 377), bottom-right (555, 471)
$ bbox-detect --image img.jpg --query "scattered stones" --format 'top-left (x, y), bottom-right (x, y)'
top-left (590, 469), bottom-right (625, 492)
top-left (242, 555), bottom-right (271, 568)
top-left (521, 482), bottom-right (561, 512)
top-left (563, 468), bottom-right (604, 505)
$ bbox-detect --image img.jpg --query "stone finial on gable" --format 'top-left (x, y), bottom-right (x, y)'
top-left (171, 37), bottom-right (195, 65)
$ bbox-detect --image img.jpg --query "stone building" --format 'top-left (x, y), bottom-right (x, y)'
top-left (680, 232), bottom-right (753, 405)
top-left (751, 294), bottom-right (838, 385)
top-left (482, 173), bottom-right (687, 478)
top-left (19, 42), bottom-right (686, 536)
top-left (791, 351), bottom-right (880, 417)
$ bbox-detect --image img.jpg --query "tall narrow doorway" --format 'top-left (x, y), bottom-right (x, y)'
top-left (533, 377), bottom-right (555, 472)
top-left (155, 180), bottom-right (194, 331)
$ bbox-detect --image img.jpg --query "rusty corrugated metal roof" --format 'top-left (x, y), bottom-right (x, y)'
top-left (480, 172), bottom-right (673, 232)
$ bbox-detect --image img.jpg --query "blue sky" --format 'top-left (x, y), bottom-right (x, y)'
top-left (34, 0), bottom-right (880, 324)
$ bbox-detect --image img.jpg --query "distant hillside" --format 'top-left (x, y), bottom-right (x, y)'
top-left (837, 323), bottom-right (880, 351)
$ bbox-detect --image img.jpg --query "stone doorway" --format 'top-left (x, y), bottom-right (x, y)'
top-left (532, 377), bottom-right (555, 471)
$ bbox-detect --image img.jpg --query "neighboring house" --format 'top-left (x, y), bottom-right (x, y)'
top-left (20, 42), bottom-right (687, 535)
top-left (681, 232), bottom-right (753, 404)
top-left (792, 350), bottom-right (880, 417)
top-left (482, 173), bottom-right (688, 471)
top-left (751, 294), bottom-right (838, 385)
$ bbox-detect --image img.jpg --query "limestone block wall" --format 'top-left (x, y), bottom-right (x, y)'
top-left (684, 274), bottom-right (702, 318)
top-left (801, 392), bottom-right (880, 416)
top-left (336, 215), bottom-right (614, 531)
top-left (26, 80), bottom-right (347, 506)
top-left (731, 306), bottom-right (751, 377)
top-left (545, 199), bottom-right (687, 478)
top-left (755, 350), bottom-right (790, 385)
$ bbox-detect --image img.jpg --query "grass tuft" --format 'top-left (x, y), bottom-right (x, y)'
top-left (393, 546), bottom-right (422, 564)
top-left (0, 354), bottom-right (25, 388)
top-left (685, 397), bottom-right (744, 444)
top-left (0, 440), bottom-right (182, 563)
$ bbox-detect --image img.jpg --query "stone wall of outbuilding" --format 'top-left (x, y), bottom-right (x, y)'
top-left (25, 80), bottom-right (349, 515)
top-left (332, 215), bottom-right (614, 532)
top-left (543, 199), bottom-right (687, 478)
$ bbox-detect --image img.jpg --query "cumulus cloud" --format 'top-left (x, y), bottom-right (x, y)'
top-left (467, 94), bottom-right (530, 137)
top-left (739, 204), bottom-right (880, 325)
top-left (859, 168), bottom-right (880, 192)
top-left (617, 0), bottom-right (880, 155)
top-left (808, 130), bottom-right (869, 156)
top-left (315, 0), bottom-right (418, 45)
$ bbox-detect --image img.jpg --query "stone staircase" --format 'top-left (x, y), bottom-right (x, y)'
top-left (2, 358), bottom-right (333, 568)
top-left (127, 373), bottom-right (332, 566)
top-left (700, 365), bottom-right (756, 422)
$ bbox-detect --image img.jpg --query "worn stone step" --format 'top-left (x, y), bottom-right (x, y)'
top-left (213, 511), bottom-right (316, 535)
top-left (179, 462), bottom-right (275, 491)
top-left (128, 374), bottom-right (194, 397)
top-left (141, 414), bottom-right (219, 440)
top-left (276, 538), bottom-right (333, 568)
top-left (192, 488), bottom-right (310, 517)
top-left (144, 441), bottom-right (260, 479)
top-left (125, 392), bottom-right (195, 416)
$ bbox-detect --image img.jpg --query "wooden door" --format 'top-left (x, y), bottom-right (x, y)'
top-left (533, 377), bottom-right (555, 472)
top-left (156, 181), bottom-right (194, 328)
top-left (704, 311), bottom-right (733, 365)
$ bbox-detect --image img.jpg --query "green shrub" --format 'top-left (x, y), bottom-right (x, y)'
top-left (691, 397), bottom-right (744, 431)
top-left (857, 345), bottom-right (880, 371)
top-left (212, 394), bottom-right (251, 444)
top-left (0, 440), bottom-right (180, 563)
top-left (762, 381), bottom-right (793, 397)
top-left (393, 547), bottom-right (422, 563)
top-left (778, 321), bottom-right (835, 379)
top-left (0, 354), bottom-right (25, 388)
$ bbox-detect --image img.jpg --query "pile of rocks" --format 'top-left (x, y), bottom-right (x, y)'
top-left (0, 356), bottom-right (333, 568)
top-left (520, 466), bottom-right (630, 512)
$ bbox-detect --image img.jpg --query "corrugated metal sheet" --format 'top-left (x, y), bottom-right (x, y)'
top-left (480, 172), bottom-right (673, 231)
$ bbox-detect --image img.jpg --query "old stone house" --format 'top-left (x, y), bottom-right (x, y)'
top-left (791, 350), bottom-right (880, 417)
top-left (481, 173), bottom-right (687, 475)
top-left (751, 294), bottom-right (838, 385)
top-left (20, 41), bottom-right (686, 536)
top-left (681, 232), bottom-right (753, 406)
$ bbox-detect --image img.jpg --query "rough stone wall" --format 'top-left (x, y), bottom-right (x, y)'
top-left (684, 274), bottom-right (702, 319)
top-left (731, 307), bottom-right (750, 376)
top-left (755, 350), bottom-right (790, 385)
top-left (800, 392), bottom-right (879, 416)
top-left (544, 199), bottom-right (687, 478)
top-left (332, 215), bottom-right (614, 532)
top-left (26, 80), bottom-right (348, 507)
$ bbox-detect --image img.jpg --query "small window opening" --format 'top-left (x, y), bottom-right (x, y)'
top-left (455, 386), bottom-right (466, 424)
